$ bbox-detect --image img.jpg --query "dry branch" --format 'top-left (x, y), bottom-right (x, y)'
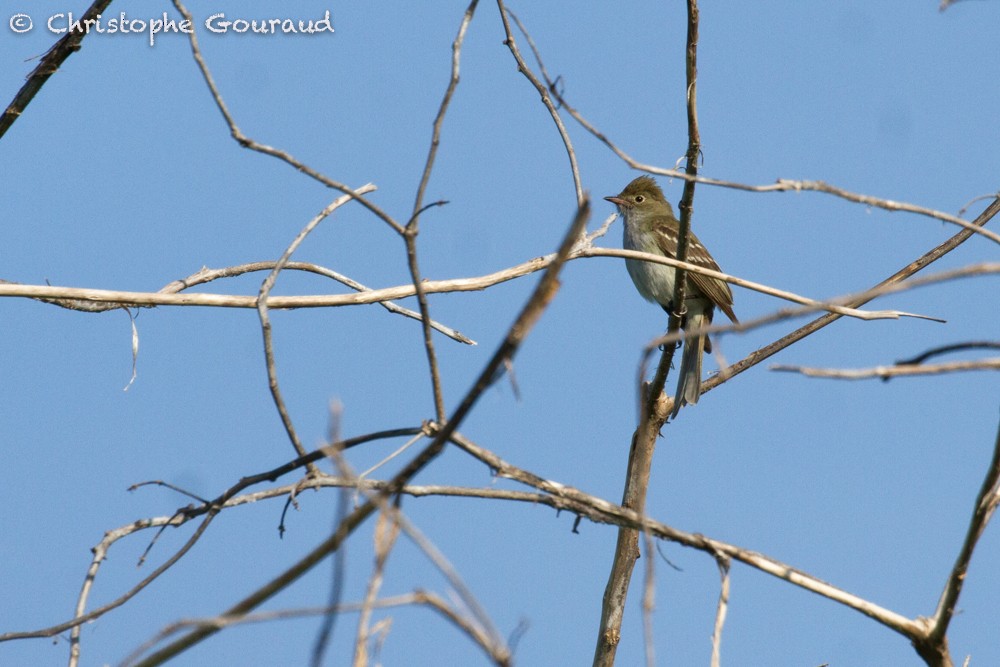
top-left (771, 359), bottom-right (1000, 380)
top-left (0, 0), bottom-right (115, 138)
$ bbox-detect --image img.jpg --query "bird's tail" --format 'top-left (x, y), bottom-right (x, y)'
top-left (671, 312), bottom-right (706, 419)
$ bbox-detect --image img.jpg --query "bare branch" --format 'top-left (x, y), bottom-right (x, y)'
top-left (592, 247), bottom-right (949, 323)
top-left (170, 0), bottom-right (403, 235)
top-left (693, 197), bottom-right (1000, 403)
top-left (896, 341), bottom-right (1000, 366)
top-left (0, 259), bottom-right (475, 345)
top-left (711, 556), bottom-right (731, 667)
top-left (168, 262), bottom-right (475, 345)
top-left (444, 430), bottom-right (924, 640)
top-left (771, 359), bottom-right (1000, 380)
top-left (920, 420), bottom-right (1000, 659)
top-left (124, 201), bottom-right (590, 667)
top-left (352, 511), bottom-right (401, 667)
top-left (124, 591), bottom-right (509, 667)
top-left (595, 3), bottom-right (702, 662)
top-left (0, 0), bottom-right (115, 139)
top-left (7, 255), bottom-right (996, 328)
top-left (498, 4), bottom-right (584, 207)
top-left (531, 51), bottom-right (1000, 247)
top-left (257, 187), bottom-right (376, 461)
top-left (405, 1), bottom-right (480, 422)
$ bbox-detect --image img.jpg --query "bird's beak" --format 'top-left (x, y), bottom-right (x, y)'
top-left (604, 195), bottom-right (627, 207)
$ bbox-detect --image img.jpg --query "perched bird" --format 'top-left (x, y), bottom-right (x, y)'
top-left (605, 176), bottom-right (738, 417)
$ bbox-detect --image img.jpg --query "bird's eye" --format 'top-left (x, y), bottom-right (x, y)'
top-left (635, 195), bottom-right (645, 203)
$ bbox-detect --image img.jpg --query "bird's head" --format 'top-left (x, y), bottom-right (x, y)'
top-left (604, 176), bottom-right (673, 217)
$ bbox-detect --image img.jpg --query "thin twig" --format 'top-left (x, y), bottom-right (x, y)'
top-left (691, 197), bottom-right (1000, 405)
top-left (771, 359), bottom-right (1000, 380)
top-left (1, 429), bottom-right (423, 645)
top-left (498, 4), bottom-right (585, 207)
top-left (593, 247), bottom-right (945, 323)
top-left (171, 0), bottom-right (402, 235)
top-left (711, 556), bottom-right (731, 667)
top-left (352, 511), bottom-right (401, 667)
top-left (896, 341), bottom-right (1000, 366)
top-left (257, 187), bottom-right (376, 461)
top-left (406, 0), bottom-right (480, 422)
top-left (61, 512), bottom-right (221, 664)
top-left (165, 262), bottom-right (475, 345)
top-left (123, 591), bottom-right (508, 667)
top-left (530, 49), bottom-right (1000, 247)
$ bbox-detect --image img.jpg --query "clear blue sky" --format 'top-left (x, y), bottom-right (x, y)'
top-left (2, 1), bottom-right (998, 665)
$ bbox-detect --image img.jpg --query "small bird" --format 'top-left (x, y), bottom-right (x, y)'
top-left (605, 176), bottom-right (738, 418)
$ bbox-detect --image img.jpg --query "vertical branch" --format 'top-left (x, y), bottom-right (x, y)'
top-left (402, 232), bottom-right (447, 423)
top-left (641, 531), bottom-right (657, 667)
top-left (309, 404), bottom-right (349, 667)
top-left (672, 0), bottom-right (702, 313)
top-left (352, 510), bottom-right (401, 667)
top-left (651, 0), bottom-right (703, 410)
top-left (593, 4), bottom-right (702, 665)
top-left (413, 0), bottom-right (480, 213)
top-left (310, 485), bottom-right (350, 667)
top-left (406, 0), bottom-right (480, 423)
top-left (711, 556), bottom-right (731, 667)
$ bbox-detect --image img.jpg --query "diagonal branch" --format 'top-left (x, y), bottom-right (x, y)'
top-left (896, 341), bottom-right (1000, 366)
top-left (0, 0), bottom-right (115, 139)
top-left (0, 428), bottom-right (422, 648)
top-left (125, 591), bottom-right (509, 667)
top-left (444, 430), bottom-right (923, 639)
top-left (522, 39), bottom-right (1000, 247)
top-left (594, 247), bottom-right (945, 323)
top-left (125, 200), bottom-right (591, 667)
top-left (691, 196), bottom-right (1000, 405)
top-left (498, 3), bottom-right (585, 206)
top-left (917, 418), bottom-right (1000, 664)
top-left (171, 0), bottom-right (403, 235)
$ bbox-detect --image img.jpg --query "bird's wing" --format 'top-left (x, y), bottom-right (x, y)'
top-left (653, 223), bottom-right (738, 324)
